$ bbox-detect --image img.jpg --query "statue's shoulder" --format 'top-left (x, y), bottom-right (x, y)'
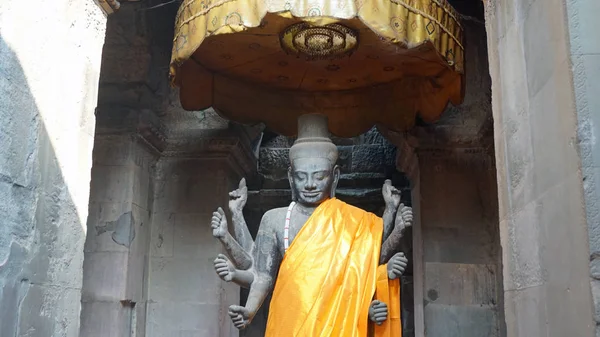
top-left (334, 199), bottom-right (380, 219)
top-left (260, 207), bottom-right (288, 229)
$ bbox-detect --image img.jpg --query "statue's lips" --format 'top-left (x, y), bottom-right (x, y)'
top-left (301, 191), bottom-right (320, 197)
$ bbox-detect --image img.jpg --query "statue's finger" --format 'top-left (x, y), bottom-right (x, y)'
top-left (374, 303), bottom-right (387, 310)
top-left (239, 178), bottom-right (246, 188)
top-left (392, 268), bottom-right (404, 276)
top-left (375, 310), bottom-right (388, 316)
top-left (373, 307), bottom-right (387, 314)
top-left (384, 179), bottom-right (392, 186)
top-left (371, 300), bottom-right (381, 305)
top-left (394, 263), bottom-right (407, 270)
top-left (217, 207), bottom-right (225, 216)
top-left (394, 259), bottom-right (408, 266)
top-left (393, 264), bottom-right (404, 271)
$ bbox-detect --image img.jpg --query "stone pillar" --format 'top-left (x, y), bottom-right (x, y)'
top-left (0, 1), bottom-right (106, 336)
top-left (146, 124), bottom-right (257, 337)
top-left (565, 0), bottom-right (600, 335)
top-left (485, 0), bottom-right (596, 335)
top-left (80, 131), bottom-right (157, 337)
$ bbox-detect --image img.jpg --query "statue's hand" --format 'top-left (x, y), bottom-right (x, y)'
top-left (387, 252), bottom-right (408, 279)
top-left (211, 207), bottom-right (228, 239)
top-left (394, 204), bottom-right (413, 232)
top-left (229, 178), bottom-right (248, 214)
top-left (214, 254), bottom-right (236, 282)
top-left (400, 204), bottom-right (413, 227)
top-left (369, 300), bottom-right (388, 325)
top-left (382, 179), bottom-right (401, 210)
top-left (228, 305), bottom-right (251, 329)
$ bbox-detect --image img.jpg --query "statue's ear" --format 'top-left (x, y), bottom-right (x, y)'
top-left (330, 165), bottom-right (341, 198)
top-left (288, 166), bottom-right (297, 202)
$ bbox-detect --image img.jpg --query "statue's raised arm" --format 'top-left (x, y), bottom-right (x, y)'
top-left (380, 203), bottom-right (413, 264)
top-left (211, 207), bottom-right (253, 270)
top-left (381, 179), bottom-right (401, 243)
top-left (228, 178), bottom-right (254, 254)
top-left (211, 178), bottom-right (256, 288)
top-left (229, 212), bottom-right (282, 329)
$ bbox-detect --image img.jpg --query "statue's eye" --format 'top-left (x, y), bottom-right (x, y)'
top-left (314, 172), bottom-right (327, 180)
top-left (295, 173), bottom-right (306, 181)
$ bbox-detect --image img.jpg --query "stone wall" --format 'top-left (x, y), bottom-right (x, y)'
top-left (485, 0), bottom-right (596, 335)
top-left (146, 157), bottom-right (242, 337)
top-left (0, 1), bottom-right (106, 336)
top-left (565, 0), bottom-right (600, 334)
top-left (80, 135), bottom-right (156, 337)
top-left (418, 150), bottom-right (502, 337)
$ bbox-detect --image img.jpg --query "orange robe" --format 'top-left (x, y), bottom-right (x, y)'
top-left (265, 198), bottom-right (401, 337)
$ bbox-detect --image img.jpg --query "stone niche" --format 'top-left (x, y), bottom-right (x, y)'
top-left (78, 1), bottom-right (503, 337)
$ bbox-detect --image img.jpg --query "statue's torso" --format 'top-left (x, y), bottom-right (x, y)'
top-left (263, 205), bottom-right (313, 257)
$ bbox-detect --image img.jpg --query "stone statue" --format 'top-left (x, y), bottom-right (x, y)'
top-left (211, 114), bottom-right (412, 335)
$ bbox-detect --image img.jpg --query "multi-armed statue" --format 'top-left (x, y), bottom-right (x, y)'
top-left (211, 114), bottom-right (412, 336)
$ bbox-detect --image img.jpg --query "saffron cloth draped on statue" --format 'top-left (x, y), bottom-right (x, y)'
top-left (265, 198), bottom-right (401, 337)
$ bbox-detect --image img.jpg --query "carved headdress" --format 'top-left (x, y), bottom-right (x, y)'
top-left (289, 114), bottom-right (338, 166)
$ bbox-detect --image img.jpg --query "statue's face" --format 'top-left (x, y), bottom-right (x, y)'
top-left (289, 157), bottom-right (339, 206)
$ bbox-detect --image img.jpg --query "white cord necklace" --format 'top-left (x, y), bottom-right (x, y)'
top-left (284, 201), bottom-right (296, 253)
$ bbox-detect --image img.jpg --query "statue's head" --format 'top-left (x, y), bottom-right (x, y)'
top-left (288, 114), bottom-right (340, 206)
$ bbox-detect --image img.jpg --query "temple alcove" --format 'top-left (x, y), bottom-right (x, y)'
top-left (79, 0), bottom-right (503, 336)
top-left (3, 0), bottom-right (599, 336)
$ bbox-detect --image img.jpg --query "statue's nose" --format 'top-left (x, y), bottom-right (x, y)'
top-left (305, 178), bottom-right (316, 190)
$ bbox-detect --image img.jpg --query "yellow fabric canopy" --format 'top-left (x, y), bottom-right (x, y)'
top-left (170, 0), bottom-right (464, 137)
